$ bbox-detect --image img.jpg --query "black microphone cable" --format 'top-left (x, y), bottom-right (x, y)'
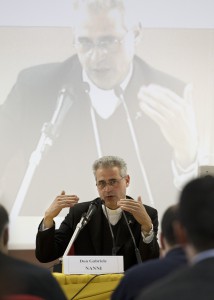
top-left (122, 211), bottom-right (142, 264)
top-left (102, 200), bottom-right (118, 256)
top-left (114, 86), bottom-right (155, 208)
top-left (70, 274), bottom-right (100, 300)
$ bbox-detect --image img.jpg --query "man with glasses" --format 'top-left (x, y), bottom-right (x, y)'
top-left (0, 0), bottom-right (198, 225)
top-left (36, 156), bottom-right (160, 271)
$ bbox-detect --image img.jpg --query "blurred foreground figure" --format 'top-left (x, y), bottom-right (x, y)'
top-left (111, 204), bottom-right (187, 300)
top-left (0, 204), bottom-right (67, 299)
top-left (137, 175), bottom-right (214, 300)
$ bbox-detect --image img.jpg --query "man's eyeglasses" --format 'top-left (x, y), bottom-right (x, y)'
top-left (96, 177), bottom-right (125, 189)
top-left (74, 33), bottom-right (129, 53)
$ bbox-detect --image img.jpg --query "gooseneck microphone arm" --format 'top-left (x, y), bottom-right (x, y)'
top-left (122, 211), bottom-right (142, 264)
top-left (10, 87), bottom-right (72, 227)
top-left (63, 212), bottom-right (87, 257)
top-left (63, 201), bottom-right (98, 256)
top-left (114, 86), bottom-right (155, 208)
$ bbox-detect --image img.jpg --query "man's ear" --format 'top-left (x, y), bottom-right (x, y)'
top-left (132, 22), bottom-right (142, 45)
top-left (125, 175), bottom-right (130, 187)
top-left (160, 232), bottom-right (165, 250)
top-left (173, 220), bottom-right (188, 246)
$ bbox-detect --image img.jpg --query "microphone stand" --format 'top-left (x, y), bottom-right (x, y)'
top-left (10, 88), bottom-right (68, 226)
top-left (63, 213), bottom-right (88, 256)
top-left (63, 201), bottom-right (99, 256)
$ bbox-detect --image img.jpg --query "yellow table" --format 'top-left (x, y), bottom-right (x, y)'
top-left (53, 273), bottom-right (123, 300)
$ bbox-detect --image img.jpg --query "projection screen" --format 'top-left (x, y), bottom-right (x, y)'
top-left (0, 0), bottom-right (214, 249)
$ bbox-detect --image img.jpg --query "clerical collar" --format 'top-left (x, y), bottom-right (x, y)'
top-left (82, 64), bottom-right (133, 119)
top-left (102, 206), bottom-right (122, 216)
top-left (102, 205), bottom-right (123, 226)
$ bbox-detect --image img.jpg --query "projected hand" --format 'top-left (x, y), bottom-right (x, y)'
top-left (138, 84), bottom-right (198, 169)
top-left (44, 191), bottom-right (79, 228)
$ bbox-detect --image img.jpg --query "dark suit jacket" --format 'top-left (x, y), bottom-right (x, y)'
top-left (36, 197), bottom-right (159, 271)
top-left (0, 55), bottom-right (185, 217)
top-left (111, 247), bottom-right (187, 300)
top-left (136, 257), bottom-right (214, 300)
top-left (0, 252), bottom-right (66, 299)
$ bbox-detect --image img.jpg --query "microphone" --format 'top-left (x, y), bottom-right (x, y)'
top-left (114, 85), bottom-right (123, 99)
top-left (63, 200), bottom-right (99, 257)
top-left (122, 210), bottom-right (142, 264)
top-left (101, 200), bottom-right (118, 255)
top-left (48, 86), bottom-right (73, 138)
top-left (82, 81), bottom-right (90, 94)
top-left (9, 86), bottom-right (73, 226)
top-left (81, 200), bottom-right (99, 228)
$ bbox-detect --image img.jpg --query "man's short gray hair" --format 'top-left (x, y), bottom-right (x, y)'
top-left (92, 155), bottom-right (127, 178)
top-left (72, 0), bottom-right (125, 11)
top-left (71, 0), bottom-right (141, 30)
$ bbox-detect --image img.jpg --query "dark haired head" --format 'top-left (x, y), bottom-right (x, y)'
top-left (178, 175), bottom-right (214, 251)
top-left (161, 205), bottom-right (179, 246)
top-left (0, 204), bottom-right (9, 253)
top-left (0, 204), bottom-right (9, 237)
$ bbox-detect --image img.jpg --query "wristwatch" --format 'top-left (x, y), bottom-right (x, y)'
top-left (142, 224), bottom-right (154, 238)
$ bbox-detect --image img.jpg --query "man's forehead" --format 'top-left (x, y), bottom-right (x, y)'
top-left (72, 6), bottom-right (126, 30)
top-left (96, 166), bottom-right (120, 175)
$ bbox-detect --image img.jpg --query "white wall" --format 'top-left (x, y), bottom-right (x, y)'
top-left (0, 0), bottom-right (214, 28)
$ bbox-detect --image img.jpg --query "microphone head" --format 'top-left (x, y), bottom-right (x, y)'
top-left (114, 86), bottom-right (123, 98)
top-left (85, 201), bottom-right (98, 222)
top-left (82, 82), bottom-right (90, 94)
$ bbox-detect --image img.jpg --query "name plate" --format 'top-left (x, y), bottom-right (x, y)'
top-left (62, 255), bottom-right (124, 274)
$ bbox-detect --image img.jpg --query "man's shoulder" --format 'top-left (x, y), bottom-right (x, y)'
top-left (136, 264), bottom-right (192, 300)
top-left (126, 248), bottom-right (185, 278)
top-left (1, 252), bottom-right (50, 276)
top-left (133, 55), bottom-right (186, 95)
top-left (71, 198), bottom-right (102, 212)
top-left (144, 203), bottom-right (158, 217)
top-left (17, 55), bottom-right (81, 83)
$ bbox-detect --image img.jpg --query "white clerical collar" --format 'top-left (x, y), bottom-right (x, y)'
top-left (102, 205), bottom-right (123, 225)
top-left (82, 64), bottom-right (133, 119)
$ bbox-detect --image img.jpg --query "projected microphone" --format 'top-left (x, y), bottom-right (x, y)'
top-left (122, 210), bottom-right (142, 264)
top-left (114, 86), bottom-right (155, 208)
top-left (101, 200), bottom-right (117, 255)
top-left (48, 86), bottom-right (73, 139)
top-left (10, 86), bottom-right (73, 228)
top-left (63, 200), bottom-right (99, 256)
top-left (82, 81), bottom-right (103, 158)
top-left (82, 81), bottom-right (90, 94)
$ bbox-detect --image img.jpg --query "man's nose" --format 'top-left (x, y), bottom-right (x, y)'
top-left (103, 183), bottom-right (112, 191)
top-left (88, 45), bottom-right (108, 61)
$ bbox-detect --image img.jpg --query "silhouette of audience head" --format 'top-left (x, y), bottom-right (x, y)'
top-left (175, 175), bottom-right (214, 256)
top-left (0, 203), bottom-right (9, 254)
top-left (160, 204), bottom-right (179, 256)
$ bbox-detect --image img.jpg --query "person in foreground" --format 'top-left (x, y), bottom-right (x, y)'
top-left (111, 204), bottom-right (187, 300)
top-left (136, 175), bottom-right (214, 300)
top-left (36, 156), bottom-right (160, 271)
top-left (0, 204), bottom-right (66, 299)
